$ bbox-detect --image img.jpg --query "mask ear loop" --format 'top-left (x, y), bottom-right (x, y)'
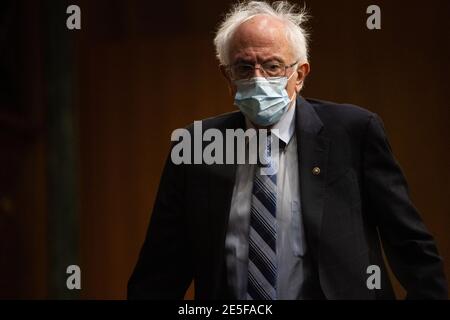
top-left (287, 68), bottom-right (297, 81)
top-left (288, 62), bottom-right (307, 100)
top-left (292, 62), bottom-right (306, 93)
top-left (286, 63), bottom-right (299, 103)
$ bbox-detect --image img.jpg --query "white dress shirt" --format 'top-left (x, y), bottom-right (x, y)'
top-left (225, 102), bottom-right (309, 299)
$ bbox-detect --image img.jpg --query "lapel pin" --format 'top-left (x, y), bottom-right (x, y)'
top-left (312, 167), bottom-right (321, 176)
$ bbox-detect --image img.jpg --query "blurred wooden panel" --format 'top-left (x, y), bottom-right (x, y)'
top-left (77, 35), bottom-right (232, 298)
top-left (0, 0), bottom-right (47, 299)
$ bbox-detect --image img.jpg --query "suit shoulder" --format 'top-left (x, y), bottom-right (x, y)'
top-left (307, 98), bottom-right (375, 120)
top-left (306, 98), bottom-right (377, 133)
top-left (185, 110), bottom-right (244, 132)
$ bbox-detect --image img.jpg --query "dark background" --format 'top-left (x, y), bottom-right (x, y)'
top-left (0, 0), bottom-right (448, 299)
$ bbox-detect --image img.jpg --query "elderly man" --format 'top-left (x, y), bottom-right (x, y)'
top-left (128, 1), bottom-right (447, 300)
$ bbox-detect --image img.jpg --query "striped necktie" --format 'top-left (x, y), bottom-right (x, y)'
top-left (247, 135), bottom-right (278, 300)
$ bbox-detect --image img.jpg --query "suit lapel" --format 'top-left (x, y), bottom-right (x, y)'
top-left (207, 111), bottom-right (244, 298)
top-left (296, 96), bottom-right (330, 263)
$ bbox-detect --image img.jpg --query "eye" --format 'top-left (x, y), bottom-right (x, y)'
top-left (264, 62), bottom-right (282, 74)
top-left (233, 64), bottom-right (253, 76)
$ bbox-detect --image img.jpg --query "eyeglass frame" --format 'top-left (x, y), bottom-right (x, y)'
top-left (224, 60), bottom-right (299, 80)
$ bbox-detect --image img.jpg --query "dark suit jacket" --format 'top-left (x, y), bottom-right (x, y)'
top-left (128, 96), bottom-right (448, 299)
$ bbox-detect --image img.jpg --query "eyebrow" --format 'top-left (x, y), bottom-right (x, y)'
top-left (233, 56), bottom-right (286, 65)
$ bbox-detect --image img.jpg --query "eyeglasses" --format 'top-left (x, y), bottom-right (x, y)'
top-left (225, 60), bottom-right (298, 80)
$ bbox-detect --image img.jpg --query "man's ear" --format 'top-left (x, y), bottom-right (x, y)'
top-left (219, 64), bottom-right (231, 83)
top-left (295, 63), bottom-right (310, 92)
top-left (219, 65), bottom-right (235, 96)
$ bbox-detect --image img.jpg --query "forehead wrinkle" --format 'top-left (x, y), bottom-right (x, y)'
top-left (229, 14), bottom-right (293, 63)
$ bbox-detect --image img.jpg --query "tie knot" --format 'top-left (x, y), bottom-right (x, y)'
top-left (258, 135), bottom-right (280, 176)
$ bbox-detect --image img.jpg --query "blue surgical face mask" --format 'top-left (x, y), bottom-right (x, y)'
top-left (233, 72), bottom-right (295, 127)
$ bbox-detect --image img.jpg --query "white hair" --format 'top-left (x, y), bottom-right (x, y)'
top-left (214, 1), bottom-right (310, 66)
